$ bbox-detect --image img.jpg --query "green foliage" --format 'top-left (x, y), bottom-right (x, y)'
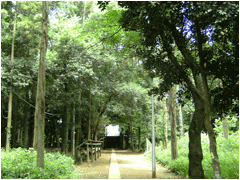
top-left (1, 147), bottom-right (75, 179)
top-left (214, 116), bottom-right (239, 135)
top-left (147, 132), bottom-right (239, 179)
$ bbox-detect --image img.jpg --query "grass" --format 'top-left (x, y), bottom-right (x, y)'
top-left (1, 147), bottom-right (77, 179)
top-left (146, 131), bottom-right (239, 179)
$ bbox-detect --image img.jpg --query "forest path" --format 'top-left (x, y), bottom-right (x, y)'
top-left (74, 149), bottom-right (185, 179)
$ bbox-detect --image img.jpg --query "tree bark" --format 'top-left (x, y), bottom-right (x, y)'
top-left (138, 127), bottom-right (141, 150)
top-left (55, 120), bottom-right (60, 148)
top-left (188, 94), bottom-right (205, 178)
top-left (88, 88), bottom-right (92, 140)
top-left (169, 86), bottom-right (178, 160)
top-left (62, 104), bottom-right (69, 154)
top-left (194, 14), bottom-right (222, 178)
top-left (177, 85), bottom-right (184, 136)
top-left (6, 1), bottom-right (17, 152)
top-left (23, 89), bottom-right (30, 149)
top-left (35, 1), bottom-right (48, 168)
top-left (162, 95), bottom-right (167, 149)
top-left (222, 114), bottom-right (228, 139)
top-left (130, 123), bottom-right (134, 150)
top-left (12, 115), bottom-right (17, 148)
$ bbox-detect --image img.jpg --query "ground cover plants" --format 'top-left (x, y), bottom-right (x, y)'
top-left (146, 129), bottom-right (239, 179)
top-left (1, 147), bottom-right (75, 179)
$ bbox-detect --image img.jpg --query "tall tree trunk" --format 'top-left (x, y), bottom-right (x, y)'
top-left (130, 122), bottom-right (134, 150)
top-left (88, 88), bottom-right (91, 140)
top-left (204, 98), bottom-right (222, 179)
top-left (55, 119), bottom-right (60, 148)
top-left (6, 2), bottom-right (17, 152)
top-left (35, 1), bottom-right (48, 168)
top-left (23, 89), bottom-right (30, 149)
top-left (222, 114), bottom-right (228, 139)
top-left (33, 111), bottom-right (37, 149)
top-left (77, 92), bottom-right (82, 146)
top-left (95, 131), bottom-right (98, 141)
top-left (12, 115), bottom-right (17, 148)
top-left (188, 95), bottom-right (205, 179)
top-left (138, 127), bottom-right (141, 150)
top-left (62, 104), bottom-right (69, 154)
top-left (162, 95), bottom-right (167, 149)
top-left (177, 85), bottom-right (184, 136)
top-left (169, 86), bottom-right (178, 160)
top-left (195, 16), bottom-right (222, 178)
top-left (29, 86), bottom-right (35, 148)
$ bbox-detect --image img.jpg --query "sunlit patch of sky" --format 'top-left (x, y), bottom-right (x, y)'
top-left (49, 8), bottom-right (58, 25)
top-left (118, 44), bottom-right (123, 51)
top-left (106, 125), bottom-right (120, 136)
top-left (11, 1), bottom-right (16, 12)
top-left (57, 119), bottom-right (62, 124)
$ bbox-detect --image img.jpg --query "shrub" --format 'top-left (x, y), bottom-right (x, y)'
top-left (1, 147), bottom-right (75, 179)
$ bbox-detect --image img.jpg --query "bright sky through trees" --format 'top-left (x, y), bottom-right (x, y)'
top-left (106, 125), bottom-right (120, 136)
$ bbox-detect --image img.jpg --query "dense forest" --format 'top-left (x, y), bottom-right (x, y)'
top-left (1, 1), bottom-right (239, 179)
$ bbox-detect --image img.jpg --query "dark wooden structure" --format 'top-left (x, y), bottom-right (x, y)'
top-left (76, 139), bottom-right (104, 164)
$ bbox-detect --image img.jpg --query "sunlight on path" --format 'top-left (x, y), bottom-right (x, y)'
top-left (108, 149), bottom-right (121, 179)
top-left (117, 150), bottom-right (184, 179)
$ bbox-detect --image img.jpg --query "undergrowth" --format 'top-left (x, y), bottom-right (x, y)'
top-left (146, 131), bottom-right (239, 179)
top-left (1, 147), bottom-right (76, 179)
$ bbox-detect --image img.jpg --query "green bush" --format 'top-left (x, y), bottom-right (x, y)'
top-left (148, 131), bottom-right (239, 179)
top-left (1, 147), bottom-right (75, 179)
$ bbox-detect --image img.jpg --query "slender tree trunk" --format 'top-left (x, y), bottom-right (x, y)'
top-left (195, 15), bottom-right (222, 178)
top-left (222, 114), bottom-right (228, 139)
top-left (23, 89), bottom-right (30, 149)
top-left (72, 101), bottom-right (76, 157)
top-left (169, 86), bottom-right (178, 160)
top-left (138, 127), bottom-right (141, 150)
top-left (162, 95), bottom-right (167, 149)
top-left (204, 99), bottom-right (222, 179)
top-left (23, 110), bottom-right (30, 148)
top-left (88, 88), bottom-right (92, 140)
top-left (130, 122), bottom-right (134, 150)
top-left (95, 131), bottom-right (98, 141)
top-left (29, 86), bottom-right (35, 148)
top-left (35, 1), bottom-right (48, 168)
top-left (33, 84), bottom-right (37, 149)
top-left (63, 105), bottom-right (69, 154)
top-left (6, 2), bottom-right (17, 152)
top-left (177, 85), bottom-right (184, 136)
top-left (12, 116), bottom-right (17, 148)
top-left (55, 120), bottom-right (60, 148)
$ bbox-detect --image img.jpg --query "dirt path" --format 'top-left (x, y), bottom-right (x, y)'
top-left (117, 150), bottom-right (184, 179)
top-left (74, 150), bottom-right (112, 179)
top-left (74, 149), bottom-right (185, 179)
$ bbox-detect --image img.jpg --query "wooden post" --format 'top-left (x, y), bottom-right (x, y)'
top-left (91, 144), bottom-right (93, 161)
top-left (97, 145), bottom-right (99, 158)
top-left (95, 145), bottom-right (97, 160)
top-left (100, 144), bottom-right (101, 157)
top-left (98, 145), bottom-right (100, 158)
top-left (87, 145), bottom-right (89, 164)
